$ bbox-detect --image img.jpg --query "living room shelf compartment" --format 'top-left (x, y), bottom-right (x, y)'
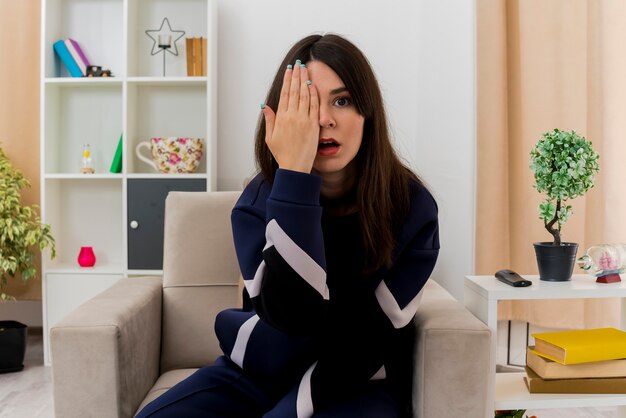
top-left (43, 178), bottom-right (124, 268)
top-left (127, 0), bottom-right (208, 78)
top-left (464, 274), bottom-right (626, 417)
top-left (43, 83), bottom-right (123, 175)
top-left (41, 0), bottom-right (218, 365)
top-left (42, 0), bottom-right (125, 79)
top-left (126, 82), bottom-right (208, 175)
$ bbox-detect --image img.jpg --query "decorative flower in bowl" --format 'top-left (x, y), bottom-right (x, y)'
top-left (135, 137), bottom-right (203, 173)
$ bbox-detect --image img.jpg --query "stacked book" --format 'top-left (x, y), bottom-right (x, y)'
top-left (525, 327), bottom-right (626, 393)
top-left (186, 37), bottom-right (207, 76)
top-left (53, 38), bottom-right (90, 77)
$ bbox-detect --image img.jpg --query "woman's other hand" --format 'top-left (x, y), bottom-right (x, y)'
top-left (262, 60), bottom-right (320, 174)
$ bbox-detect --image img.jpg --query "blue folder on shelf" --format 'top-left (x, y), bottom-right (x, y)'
top-left (53, 40), bottom-right (83, 78)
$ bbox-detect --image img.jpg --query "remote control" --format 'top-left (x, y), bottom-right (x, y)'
top-left (495, 269), bottom-right (532, 287)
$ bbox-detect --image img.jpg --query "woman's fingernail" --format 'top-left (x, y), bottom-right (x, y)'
top-left (287, 64), bottom-right (293, 69)
top-left (300, 63), bottom-right (305, 68)
top-left (295, 59), bottom-right (301, 65)
top-left (306, 80), bottom-right (311, 85)
top-left (260, 103), bottom-right (265, 109)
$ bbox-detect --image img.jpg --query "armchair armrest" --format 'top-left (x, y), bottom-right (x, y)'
top-left (51, 276), bottom-right (163, 418)
top-left (412, 280), bottom-right (491, 418)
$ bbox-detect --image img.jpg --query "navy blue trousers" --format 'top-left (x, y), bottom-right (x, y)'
top-left (136, 356), bottom-right (400, 418)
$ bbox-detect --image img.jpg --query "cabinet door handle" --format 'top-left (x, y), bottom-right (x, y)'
top-left (130, 220), bottom-right (139, 229)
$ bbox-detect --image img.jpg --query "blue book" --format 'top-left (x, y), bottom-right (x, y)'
top-left (53, 40), bottom-right (82, 77)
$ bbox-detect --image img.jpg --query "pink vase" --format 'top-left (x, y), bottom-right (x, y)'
top-left (77, 246), bottom-right (96, 267)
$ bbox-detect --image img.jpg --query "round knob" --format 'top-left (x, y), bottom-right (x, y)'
top-left (130, 220), bottom-right (139, 229)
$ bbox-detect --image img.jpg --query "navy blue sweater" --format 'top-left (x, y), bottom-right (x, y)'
top-left (216, 169), bottom-right (439, 417)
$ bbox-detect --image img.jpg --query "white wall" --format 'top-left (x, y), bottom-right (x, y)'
top-left (216, 0), bottom-right (475, 300)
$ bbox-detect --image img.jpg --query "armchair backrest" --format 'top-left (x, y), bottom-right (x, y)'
top-left (160, 191), bottom-right (242, 372)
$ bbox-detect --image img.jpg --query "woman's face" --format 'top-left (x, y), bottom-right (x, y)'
top-left (307, 60), bottom-right (365, 178)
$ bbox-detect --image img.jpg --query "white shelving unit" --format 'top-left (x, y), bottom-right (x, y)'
top-left (464, 274), bottom-right (626, 417)
top-left (40, 0), bottom-right (217, 364)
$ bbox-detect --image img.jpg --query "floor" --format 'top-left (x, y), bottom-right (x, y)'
top-left (0, 328), bottom-right (53, 418)
top-left (0, 329), bottom-right (620, 417)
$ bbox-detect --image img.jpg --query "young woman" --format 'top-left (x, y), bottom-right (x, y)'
top-left (137, 33), bottom-right (439, 418)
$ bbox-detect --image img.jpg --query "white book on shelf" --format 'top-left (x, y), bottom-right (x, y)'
top-left (64, 38), bottom-right (89, 76)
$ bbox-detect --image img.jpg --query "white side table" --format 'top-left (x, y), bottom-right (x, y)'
top-left (464, 274), bottom-right (626, 417)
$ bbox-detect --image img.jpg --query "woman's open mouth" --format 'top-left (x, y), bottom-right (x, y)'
top-left (317, 138), bottom-right (340, 156)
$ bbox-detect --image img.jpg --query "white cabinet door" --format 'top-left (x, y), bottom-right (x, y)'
top-left (46, 273), bottom-right (122, 331)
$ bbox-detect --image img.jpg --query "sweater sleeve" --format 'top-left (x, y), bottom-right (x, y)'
top-left (231, 169), bottom-right (329, 334)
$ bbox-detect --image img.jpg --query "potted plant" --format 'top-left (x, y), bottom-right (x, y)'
top-left (0, 145), bottom-right (55, 372)
top-left (530, 129), bottom-right (599, 281)
top-left (495, 410), bottom-right (537, 418)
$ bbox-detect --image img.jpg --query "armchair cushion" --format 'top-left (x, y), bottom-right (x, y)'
top-left (135, 369), bottom-right (197, 414)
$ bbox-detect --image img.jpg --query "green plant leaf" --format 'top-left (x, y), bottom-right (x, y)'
top-left (539, 200), bottom-right (556, 221)
top-left (530, 129), bottom-right (599, 242)
top-left (0, 145), bottom-right (56, 300)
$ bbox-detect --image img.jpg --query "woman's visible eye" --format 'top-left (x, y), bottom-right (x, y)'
top-left (333, 96), bottom-right (352, 107)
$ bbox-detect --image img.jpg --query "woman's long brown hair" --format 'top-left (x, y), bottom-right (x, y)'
top-left (255, 34), bottom-right (422, 272)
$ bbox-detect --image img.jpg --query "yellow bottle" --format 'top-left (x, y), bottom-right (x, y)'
top-left (81, 143), bottom-right (95, 174)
